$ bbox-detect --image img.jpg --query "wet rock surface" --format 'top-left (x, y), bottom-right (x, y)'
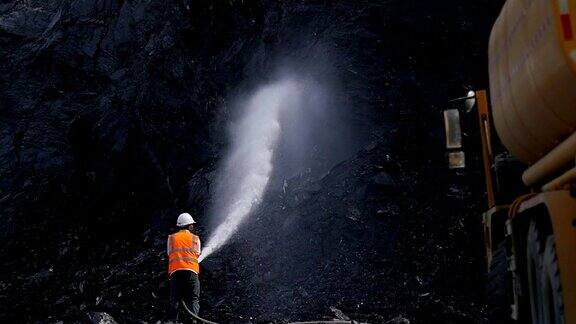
top-left (0, 0), bottom-right (503, 323)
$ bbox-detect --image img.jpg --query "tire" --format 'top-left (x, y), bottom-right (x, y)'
top-left (486, 241), bottom-right (512, 323)
top-left (541, 235), bottom-right (565, 324)
top-left (527, 220), bottom-right (546, 324)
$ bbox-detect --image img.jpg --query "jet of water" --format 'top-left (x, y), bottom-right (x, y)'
top-left (199, 78), bottom-right (301, 262)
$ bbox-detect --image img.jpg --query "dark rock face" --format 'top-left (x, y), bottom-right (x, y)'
top-left (0, 0), bottom-right (503, 323)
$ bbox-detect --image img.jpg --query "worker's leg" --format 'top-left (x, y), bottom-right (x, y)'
top-left (190, 271), bottom-right (200, 315)
top-left (167, 273), bottom-right (182, 321)
top-left (182, 271), bottom-right (200, 315)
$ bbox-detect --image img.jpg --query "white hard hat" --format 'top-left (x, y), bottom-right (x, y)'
top-left (176, 213), bottom-right (196, 227)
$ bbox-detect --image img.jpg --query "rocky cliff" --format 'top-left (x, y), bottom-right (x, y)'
top-left (0, 0), bottom-right (502, 322)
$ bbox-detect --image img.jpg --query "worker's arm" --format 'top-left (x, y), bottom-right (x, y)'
top-left (196, 236), bottom-right (201, 254)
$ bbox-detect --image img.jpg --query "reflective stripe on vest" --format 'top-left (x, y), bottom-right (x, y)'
top-left (168, 230), bottom-right (200, 276)
top-left (169, 257), bottom-right (198, 264)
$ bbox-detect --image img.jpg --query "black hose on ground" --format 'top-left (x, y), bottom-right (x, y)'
top-left (180, 300), bottom-right (219, 324)
top-left (180, 300), bottom-right (368, 324)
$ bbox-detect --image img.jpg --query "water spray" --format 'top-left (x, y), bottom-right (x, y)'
top-left (199, 78), bottom-right (302, 262)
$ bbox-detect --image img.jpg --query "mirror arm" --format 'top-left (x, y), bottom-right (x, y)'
top-left (448, 94), bottom-right (476, 103)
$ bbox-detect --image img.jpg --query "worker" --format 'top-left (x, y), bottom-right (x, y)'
top-left (167, 212), bottom-right (201, 320)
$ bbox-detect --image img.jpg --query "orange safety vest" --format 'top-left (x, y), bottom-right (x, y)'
top-left (167, 230), bottom-right (200, 276)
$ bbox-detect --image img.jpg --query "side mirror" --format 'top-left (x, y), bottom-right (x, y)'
top-left (464, 90), bottom-right (476, 112)
top-left (443, 109), bottom-right (465, 169)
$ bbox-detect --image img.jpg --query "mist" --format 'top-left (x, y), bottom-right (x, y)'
top-left (200, 69), bottom-right (353, 262)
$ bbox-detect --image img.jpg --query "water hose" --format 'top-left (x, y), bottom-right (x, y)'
top-left (180, 300), bottom-right (219, 324)
top-left (181, 300), bottom-right (368, 324)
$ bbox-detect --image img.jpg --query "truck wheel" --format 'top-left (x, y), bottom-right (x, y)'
top-left (486, 241), bottom-right (512, 323)
top-left (541, 235), bottom-right (565, 324)
top-left (526, 220), bottom-right (546, 324)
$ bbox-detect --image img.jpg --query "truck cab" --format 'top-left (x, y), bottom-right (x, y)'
top-left (444, 0), bottom-right (576, 322)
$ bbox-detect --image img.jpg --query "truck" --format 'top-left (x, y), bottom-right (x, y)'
top-left (443, 0), bottom-right (576, 323)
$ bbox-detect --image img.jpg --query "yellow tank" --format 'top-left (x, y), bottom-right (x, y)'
top-left (489, 0), bottom-right (576, 165)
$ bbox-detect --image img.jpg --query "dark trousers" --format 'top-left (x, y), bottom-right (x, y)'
top-left (168, 270), bottom-right (200, 320)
